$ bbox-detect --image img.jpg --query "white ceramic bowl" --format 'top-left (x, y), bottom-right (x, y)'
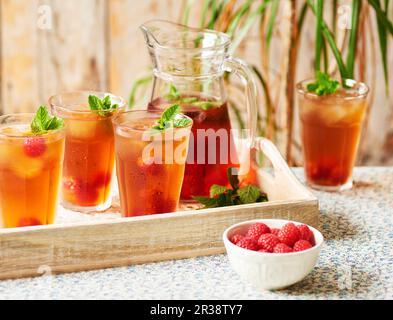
top-left (223, 219), bottom-right (324, 291)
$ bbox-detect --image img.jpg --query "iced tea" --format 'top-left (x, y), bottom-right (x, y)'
top-left (0, 114), bottom-right (65, 228)
top-left (50, 92), bottom-right (125, 212)
top-left (113, 111), bottom-right (192, 217)
top-left (297, 80), bottom-right (369, 191)
top-left (149, 96), bottom-right (239, 200)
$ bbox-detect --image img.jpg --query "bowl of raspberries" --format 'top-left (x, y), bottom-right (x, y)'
top-left (223, 219), bottom-right (324, 291)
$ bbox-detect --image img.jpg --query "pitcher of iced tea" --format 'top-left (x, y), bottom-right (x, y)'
top-left (141, 20), bottom-right (258, 200)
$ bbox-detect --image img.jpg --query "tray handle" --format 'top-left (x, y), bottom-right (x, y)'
top-left (254, 138), bottom-right (315, 202)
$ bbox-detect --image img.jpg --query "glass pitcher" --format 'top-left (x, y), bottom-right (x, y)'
top-left (141, 20), bottom-right (258, 201)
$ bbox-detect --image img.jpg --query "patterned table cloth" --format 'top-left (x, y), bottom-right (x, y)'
top-left (0, 167), bottom-right (392, 300)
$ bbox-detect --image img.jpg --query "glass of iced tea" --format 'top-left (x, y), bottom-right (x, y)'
top-left (297, 79), bottom-right (369, 191)
top-left (112, 110), bottom-right (192, 217)
top-left (50, 91), bottom-right (126, 212)
top-left (0, 114), bottom-right (65, 228)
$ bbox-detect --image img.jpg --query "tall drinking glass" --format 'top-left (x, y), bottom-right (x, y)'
top-left (50, 91), bottom-right (126, 212)
top-left (113, 111), bottom-right (192, 217)
top-left (297, 79), bottom-right (369, 191)
top-left (0, 114), bottom-right (65, 228)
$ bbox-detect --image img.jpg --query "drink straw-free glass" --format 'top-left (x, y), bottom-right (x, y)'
top-left (297, 79), bottom-right (369, 191)
top-left (113, 111), bottom-right (192, 217)
top-left (0, 114), bottom-right (65, 228)
top-left (50, 91), bottom-right (126, 212)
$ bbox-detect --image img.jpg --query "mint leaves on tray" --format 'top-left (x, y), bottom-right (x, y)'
top-left (194, 168), bottom-right (268, 209)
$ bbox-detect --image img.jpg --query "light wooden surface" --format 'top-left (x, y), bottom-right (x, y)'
top-left (0, 199), bottom-right (318, 281)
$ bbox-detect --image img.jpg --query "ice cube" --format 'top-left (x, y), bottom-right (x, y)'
top-left (66, 120), bottom-right (98, 139)
top-left (10, 155), bottom-right (44, 179)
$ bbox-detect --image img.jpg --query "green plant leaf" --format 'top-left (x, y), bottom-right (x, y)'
top-left (88, 95), bottom-right (118, 117)
top-left (193, 196), bottom-right (220, 208)
top-left (230, 0), bottom-right (270, 54)
top-left (368, 0), bottom-right (393, 36)
top-left (238, 185), bottom-right (262, 204)
top-left (307, 71), bottom-right (340, 96)
top-left (376, 0), bottom-right (390, 94)
top-left (167, 84), bottom-right (181, 101)
top-left (173, 117), bottom-right (193, 128)
top-left (154, 105), bottom-right (191, 130)
top-left (210, 185), bottom-right (228, 198)
top-left (306, 0), bottom-right (349, 81)
top-left (129, 75), bottom-right (152, 108)
top-left (227, 0), bottom-right (254, 36)
top-left (31, 106), bottom-right (64, 134)
top-left (266, 0), bottom-right (280, 50)
top-left (346, 0), bottom-right (362, 79)
top-left (315, 0), bottom-right (324, 72)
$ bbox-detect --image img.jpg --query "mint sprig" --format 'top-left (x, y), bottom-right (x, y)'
top-left (165, 84), bottom-right (220, 111)
top-left (88, 95), bottom-right (119, 117)
top-left (307, 72), bottom-right (340, 96)
top-left (152, 105), bottom-right (192, 131)
top-left (31, 106), bottom-right (64, 135)
top-left (193, 168), bottom-right (268, 209)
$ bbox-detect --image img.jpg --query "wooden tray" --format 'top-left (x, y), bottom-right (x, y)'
top-left (0, 138), bottom-right (319, 280)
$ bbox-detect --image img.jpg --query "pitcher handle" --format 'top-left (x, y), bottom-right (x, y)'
top-left (224, 57), bottom-right (258, 147)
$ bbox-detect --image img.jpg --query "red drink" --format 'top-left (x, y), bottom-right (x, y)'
top-left (149, 96), bottom-right (239, 200)
top-left (50, 92), bottom-right (125, 212)
top-left (0, 114), bottom-right (65, 228)
top-left (113, 111), bottom-right (192, 217)
top-left (297, 80), bottom-right (369, 191)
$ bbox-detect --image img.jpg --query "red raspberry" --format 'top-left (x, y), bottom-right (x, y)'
top-left (297, 224), bottom-right (316, 245)
top-left (231, 234), bottom-right (245, 245)
top-left (247, 223), bottom-right (271, 241)
top-left (93, 172), bottom-right (112, 188)
top-left (271, 228), bottom-right (280, 236)
top-left (278, 223), bottom-right (301, 247)
top-left (258, 249), bottom-right (270, 253)
top-left (19, 218), bottom-right (41, 227)
top-left (258, 233), bottom-right (280, 253)
top-left (293, 240), bottom-right (313, 252)
top-left (236, 238), bottom-right (259, 251)
top-left (23, 137), bottom-right (47, 158)
top-left (274, 243), bottom-right (294, 254)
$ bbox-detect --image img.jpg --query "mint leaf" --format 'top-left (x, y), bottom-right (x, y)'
top-left (193, 196), bottom-right (220, 208)
top-left (181, 97), bottom-right (199, 104)
top-left (307, 72), bottom-right (340, 96)
top-left (166, 84), bottom-right (181, 101)
top-left (194, 167), bottom-right (269, 209)
top-left (192, 101), bottom-right (218, 110)
top-left (153, 105), bottom-right (191, 131)
top-left (173, 117), bottom-right (192, 128)
top-left (161, 105), bottom-right (180, 125)
top-left (210, 185), bottom-right (228, 198)
top-left (31, 106), bottom-right (64, 134)
top-left (238, 185), bottom-right (263, 204)
top-left (88, 95), bottom-right (118, 117)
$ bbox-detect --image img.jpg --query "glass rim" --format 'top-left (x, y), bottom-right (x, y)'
top-left (49, 91), bottom-right (127, 118)
top-left (112, 110), bottom-right (193, 133)
top-left (0, 113), bottom-right (64, 139)
top-left (142, 19), bottom-right (231, 54)
top-left (296, 78), bottom-right (370, 100)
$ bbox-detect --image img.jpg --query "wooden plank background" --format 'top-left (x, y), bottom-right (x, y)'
top-left (0, 0), bottom-right (392, 165)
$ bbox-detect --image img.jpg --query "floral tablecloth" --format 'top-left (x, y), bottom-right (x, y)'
top-left (0, 167), bottom-right (392, 300)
